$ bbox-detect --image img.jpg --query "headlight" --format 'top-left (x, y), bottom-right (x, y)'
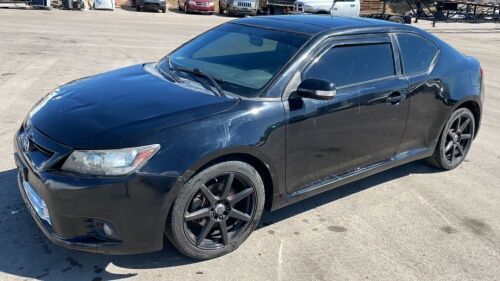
top-left (61, 144), bottom-right (160, 176)
top-left (208, 1), bottom-right (214, 6)
top-left (304, 5), bottom-right (314, 11)
top-left (188, 0), bottom-right (196, 4)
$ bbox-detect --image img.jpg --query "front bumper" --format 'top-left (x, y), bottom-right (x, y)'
top-left (142, 0), bottom-right (166, 8)
top-left (14, 126), bottom-right (178, 254)
top-left (186, 3), bottom-right (214, 12)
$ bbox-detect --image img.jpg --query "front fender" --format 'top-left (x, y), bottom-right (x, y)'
top-left (142, 99), bottom-right (287, 225)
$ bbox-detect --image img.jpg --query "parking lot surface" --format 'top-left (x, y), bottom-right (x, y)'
top-left (0, 9), bottom-right (499, 281)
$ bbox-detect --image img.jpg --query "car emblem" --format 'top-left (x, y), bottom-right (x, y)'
top-left (22, 135), bottom-right (30, 152)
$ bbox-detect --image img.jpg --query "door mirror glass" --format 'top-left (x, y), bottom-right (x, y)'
top-left (296, 78), bottom-right (336, 100)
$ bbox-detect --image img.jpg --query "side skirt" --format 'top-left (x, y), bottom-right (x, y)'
top-left (270, 147), bottom-right (433, 211)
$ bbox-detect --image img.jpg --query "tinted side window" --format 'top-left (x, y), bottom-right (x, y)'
top-left (397, 34), bottom-right (438, 75)
top-left (305, 43), bottom-right (395, 87)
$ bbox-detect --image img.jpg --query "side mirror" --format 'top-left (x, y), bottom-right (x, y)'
top-left (296, 79), bottom-right (336, 100)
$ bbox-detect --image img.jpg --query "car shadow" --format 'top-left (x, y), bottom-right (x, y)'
top-left (0, 160), bottom-right (441, 280)
top-left (259, 160), bottom-right (442, 227)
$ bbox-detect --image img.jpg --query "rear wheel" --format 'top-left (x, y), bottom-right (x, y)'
top-left (427, 108), bottom-right (475, 170)
top-left (168, 161), bottom-right (265, 260)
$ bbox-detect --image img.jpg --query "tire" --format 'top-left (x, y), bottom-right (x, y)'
top-left (388, 15), bottom-right (405, 24)
top-left (168, 161), bottom-right (265, 260)
top-left (427, 108), bottom-right (475, 170)
top-left (161, 7), bottom-right (166, 13)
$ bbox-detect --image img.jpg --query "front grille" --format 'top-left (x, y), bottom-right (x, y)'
top-left (21, 135), bottom-right (55, 170)
top-left (195, 1), bottom-right (208, 6)
top-left (237, 1), bottom-right (251, 7)
top-left (17, 125), bottom-right (72, 172)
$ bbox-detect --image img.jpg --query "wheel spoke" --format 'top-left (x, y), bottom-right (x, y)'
top-left (455, 116), bottom-right (461, 131)
top-left (219, 221), bottom-right (229, 245)
top-left (457, 144), bottom-right (465, 156)
top-left (200, 184), bottom-right (218, 204)
top-left (445, 141), bottom-right (453, 153)
top-left (447, 129), bottom-right (454, 138)
top-left (185, 208), bottom-right (210, 221)
top-left (196, 220), bottom-right (215, 245)
top-left (459, 118), bottom-right (470, 132)
top-left (451, 145), bottom-right (457, 162)
top-left (228, 209), bottom-right (251, 222)
top-left (221, 173), bottom-right (234, 199)
top-left (461, 134), bottom-right (472, 140)
top-left (227, 188), bottom-right (254, 206)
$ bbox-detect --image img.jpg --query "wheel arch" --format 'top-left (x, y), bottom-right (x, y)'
top-left (162, 148), bottom-right (279, 238)
top-left (187, 152), bottom-right (276, 211)
top-left (455, 99), bottom-right (481, 138)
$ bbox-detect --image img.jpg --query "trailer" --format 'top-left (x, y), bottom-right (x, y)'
top-left (408, 0), bottom-right (500, 23)
top-left (360, 0), bottom-right (412, 24)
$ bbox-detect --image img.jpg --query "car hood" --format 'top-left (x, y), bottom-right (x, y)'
top-left (29, 64), bottom-right (238, 149)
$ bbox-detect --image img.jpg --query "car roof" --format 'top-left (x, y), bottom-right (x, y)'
top-left (233, 15), bottom-right (403, 36)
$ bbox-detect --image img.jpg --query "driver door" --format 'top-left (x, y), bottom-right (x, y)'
top-left (284, 35), bottom-right (409, 194)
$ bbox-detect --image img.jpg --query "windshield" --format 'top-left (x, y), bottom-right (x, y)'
top-left (159, 23), bottom-right (310, 98)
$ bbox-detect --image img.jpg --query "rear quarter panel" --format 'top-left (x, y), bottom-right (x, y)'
top-left (397, 29), bottom-right (482, 154)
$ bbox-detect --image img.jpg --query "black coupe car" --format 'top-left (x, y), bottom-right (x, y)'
top-left (14, 15), bottom-right (483, 260)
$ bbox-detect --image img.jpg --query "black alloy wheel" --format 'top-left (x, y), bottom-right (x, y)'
top-left (428, 108), bottom-right (475, 170)
top-left (168, 161), bottom-right (265, 260)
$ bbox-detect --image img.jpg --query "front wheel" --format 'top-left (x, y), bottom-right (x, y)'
top-left (427, 108), bottom-right (475, 170)
top-left (168, 161), bottom-right (265, 260)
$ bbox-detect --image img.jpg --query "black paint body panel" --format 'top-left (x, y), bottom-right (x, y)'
top-left (13, 16), bottom-right (483, 254)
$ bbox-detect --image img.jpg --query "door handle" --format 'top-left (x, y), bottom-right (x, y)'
top-left (350, 4), bottom-right (355, 7)
top-left (386, 92), bottom-right (404, 105)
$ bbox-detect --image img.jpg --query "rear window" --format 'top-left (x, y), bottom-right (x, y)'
top-left (397, 33), bottom-right (438, 75)
top-left (305, 43), bottom-right (395, 87)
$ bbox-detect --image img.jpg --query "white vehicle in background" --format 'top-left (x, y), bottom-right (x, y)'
top-left (264, 0), bottom-right (410, 24)
top-left (293, 0), bottom-right (360, 16)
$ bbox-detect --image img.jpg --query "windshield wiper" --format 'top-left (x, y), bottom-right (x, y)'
top-left (157, 62), bottom-right (181, 83)
top-left (168, 60), bottom-right (226, 97)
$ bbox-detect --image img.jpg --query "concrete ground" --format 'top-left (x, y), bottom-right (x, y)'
top-left (0, 8), bottom-right (499, 281)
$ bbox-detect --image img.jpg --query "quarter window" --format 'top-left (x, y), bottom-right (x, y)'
top-left (397, 33), bottom-right (438, 75)
top-left (305, 43), bottom-right (395, 88)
